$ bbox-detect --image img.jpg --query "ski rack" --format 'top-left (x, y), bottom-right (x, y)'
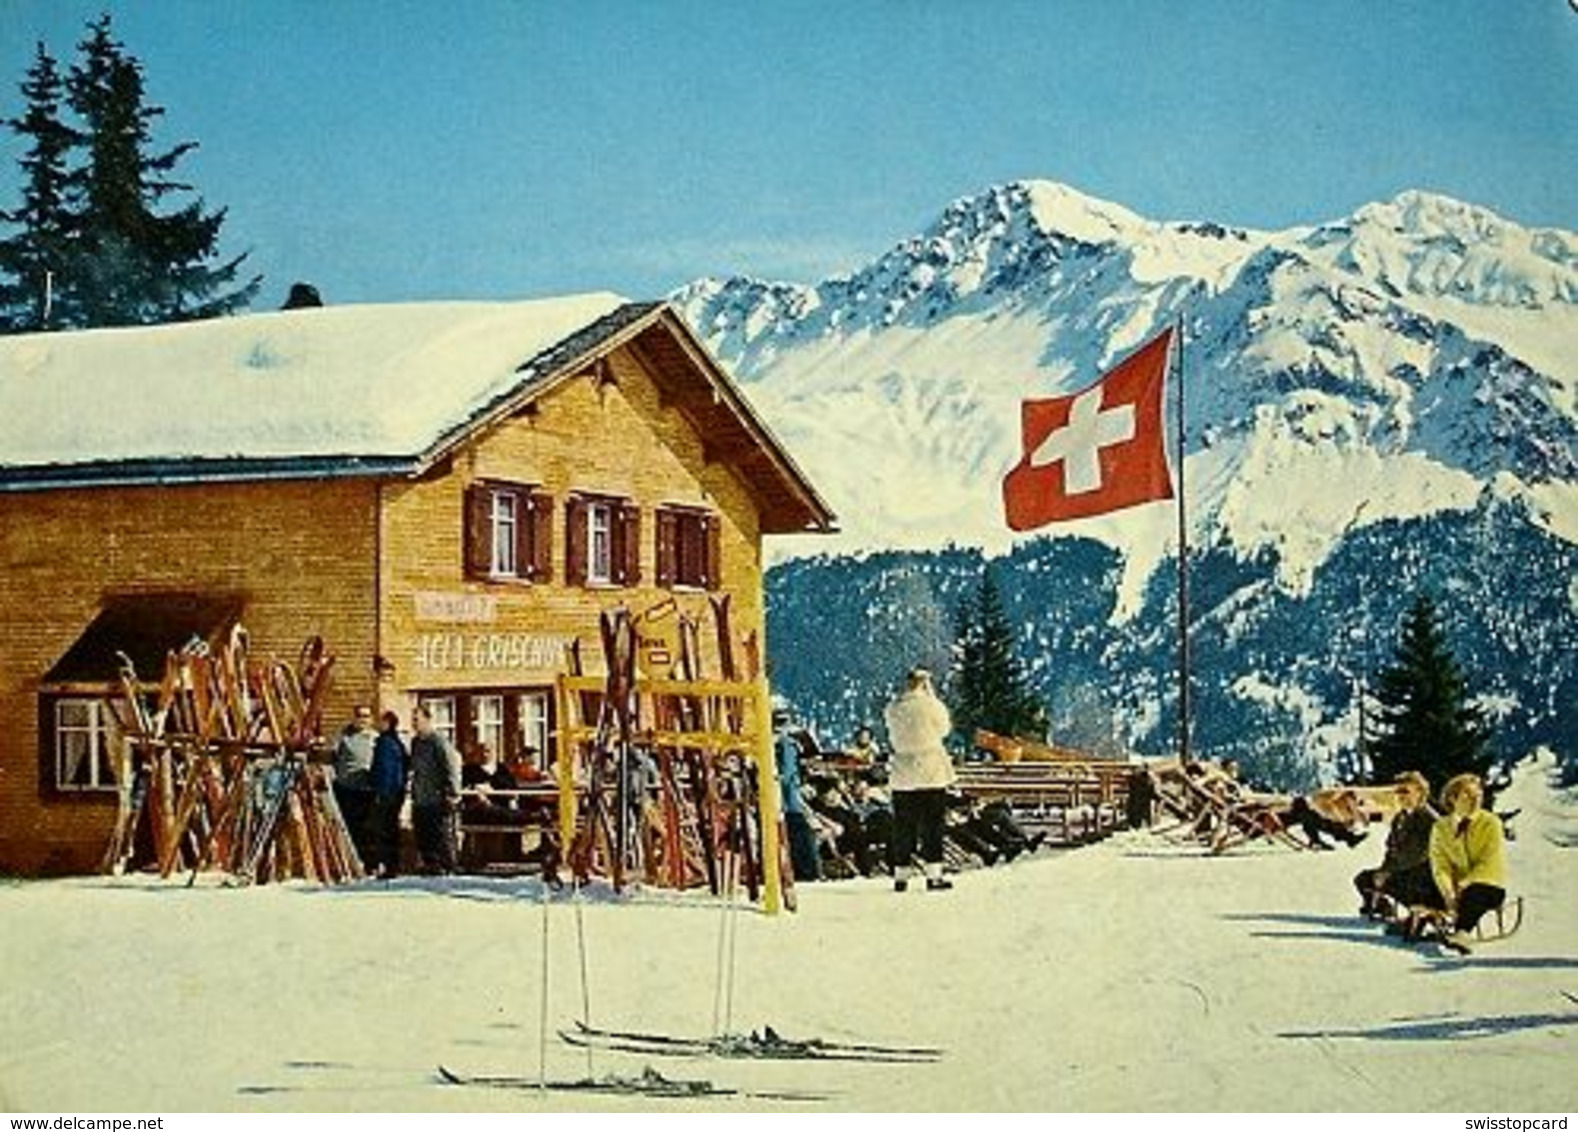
top-left (553, 602), bottom-right (791, 913)
top-left (101, 628), bottom-right (360, 885)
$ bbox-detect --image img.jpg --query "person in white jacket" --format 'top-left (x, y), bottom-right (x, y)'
top-left (883, 667), bottom-right (957, 892)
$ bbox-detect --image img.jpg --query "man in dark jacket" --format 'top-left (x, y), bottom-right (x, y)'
top-left (367, 711), bottom-right (408, 878)
top-left (410, 705), bottom-right (462, 875)
top-left (1354, 770), bottom-right (1443, 917)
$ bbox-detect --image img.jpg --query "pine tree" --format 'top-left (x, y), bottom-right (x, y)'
top-left (949, 594), bottom-right (986, 742)
top-left (61, 14), bottom-right (260, 327)
top-left (0, 43), bottom-right (77, 332)
top-left (1368, 593), bottom-right (1492, 798)
top-left (948, 567), bottom-right (1048, 744)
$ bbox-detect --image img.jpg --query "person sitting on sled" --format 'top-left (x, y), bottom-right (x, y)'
top-left (1428, 772), bottom-right (1508, 948)
top-left (1353, 770), bottom-right (1443, 919)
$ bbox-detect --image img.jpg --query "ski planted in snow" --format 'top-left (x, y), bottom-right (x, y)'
top-left (436, 1064), bottom-right (825, 1102)
top-left (560, 1019), bottom-right (943, 1063)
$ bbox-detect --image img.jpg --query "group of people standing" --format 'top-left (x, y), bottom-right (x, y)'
top-left (1354, 769), bottom-right (1510, 951)
top-left (330, 704), bottom-right (463, 877)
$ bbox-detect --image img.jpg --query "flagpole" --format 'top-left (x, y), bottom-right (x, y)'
top-left (1174, 316), bottom-right (1191, 766)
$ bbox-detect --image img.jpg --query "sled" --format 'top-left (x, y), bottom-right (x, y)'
top-left (1404, 895), bottom-right (1524, 954)
top-left (1474, 894), bottom-right (1524, 942)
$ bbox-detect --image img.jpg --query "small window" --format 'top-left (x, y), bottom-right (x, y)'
top-left (420, 696), bottom-right (457, 747)
top-left (516, 692), bottom-right (551, 771)
top-left (587, 501), bottom-right (613, 585)
top-left (491, 493), bottom-right (518, 577)
top-left (656, 506), bottom-right (722, 590)
top-left (52, 697), bottom-right (122, 792)
top-left (472, 694), bottom-right (505, 764)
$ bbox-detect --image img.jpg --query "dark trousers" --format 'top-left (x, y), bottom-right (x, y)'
top-left (1455, 883), bottom-right (1506, 933)
top-left (413, 802), bottom-right (457, 874)
top-left (784, 812), bottom-right (821, 881)
top-left (891, 789), bottom-right (947, 870)
top-left (367, 794), bottom-right (404, 875)
top-left (1354, 862), bottom-right (1444, 912)
top-left (333, 784), bottom-right (375, 861)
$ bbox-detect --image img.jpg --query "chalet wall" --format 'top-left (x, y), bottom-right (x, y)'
top-left (0, 346), bottom-right (780, 876)
top-left (0, 480), bottom-right (378, 874)
top-left (379, 344), bottom-right (766, 699)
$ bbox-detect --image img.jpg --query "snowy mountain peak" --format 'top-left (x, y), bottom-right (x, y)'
top-left (1301, 190), bottom-right (1578, 310)
top-left (1362, 189), bottom-right (1522, 242)
top-left (1019, 179), bottom-right (1151, 245)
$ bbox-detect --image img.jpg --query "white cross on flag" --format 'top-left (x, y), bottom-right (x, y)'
top-left (1002, 328), bottom-right (1175, 531)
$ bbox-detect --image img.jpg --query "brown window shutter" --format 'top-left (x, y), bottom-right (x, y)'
top-left (527, 490), bottom-right (554, 583)
top-left (704, 514), bottom-right (722, 591)
top-left (464, 484), bottom-right (492, 578)
top-left (502, 694), bottom-right (522, 762)
top-left (565, 497), bottom-right (588, 587)
top-left (655, 509), bottom-right (677, 588)
top-left (455, 694), bottom-right (477, 761)
top-left (37, 694), bottom-right (55, 798)
top-left (514, 491), bottom-right (533, 581)
top-left (609, 503), bottom-right (627, 587)
top-left (619, 503), bottom-right (641, 587)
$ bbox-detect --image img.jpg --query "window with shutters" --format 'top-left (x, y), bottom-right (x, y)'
top-left (465, 481), bottom-right (553, 583)
top-left (565, 494), bottom-right (640, 588)
top-left (655, 506), bottom-right (722, 590)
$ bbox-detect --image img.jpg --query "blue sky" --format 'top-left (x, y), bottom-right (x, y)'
top-left (1, 0), bottom-right (1574, 308)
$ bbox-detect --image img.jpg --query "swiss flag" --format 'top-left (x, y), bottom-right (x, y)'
top-left (1002, 328), bottom-right (1175, 531)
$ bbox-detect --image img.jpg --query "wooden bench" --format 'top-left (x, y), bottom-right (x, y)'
top-left (458, 785), bottom-right (560, 873)
top-left (801, 749), bottom-right (1138, 848)
top-left (952, 762), bottom-right (1137, 845)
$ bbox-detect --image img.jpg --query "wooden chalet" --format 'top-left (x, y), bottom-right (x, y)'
top-left (0, 295), bottom-right (835, 876)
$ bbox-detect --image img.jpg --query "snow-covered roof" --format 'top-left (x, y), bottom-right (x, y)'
top-left (0, 293), bottom-right (629, 481)
top-left (0, 294), bottom-right (838, 533)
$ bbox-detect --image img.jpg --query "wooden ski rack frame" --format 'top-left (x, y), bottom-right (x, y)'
top-left (553, 668), bottom-right (790, 913)
top-left (101, 628), bottom-right (364, 885)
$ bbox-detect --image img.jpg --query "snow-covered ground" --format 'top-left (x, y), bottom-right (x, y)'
top-left (2, 753), bottom-right (1574, 1114)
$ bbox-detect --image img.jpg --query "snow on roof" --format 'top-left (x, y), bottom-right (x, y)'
top-left (0, 292), bottom-right (627, 473)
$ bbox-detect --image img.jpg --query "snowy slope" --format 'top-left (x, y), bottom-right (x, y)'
top-left (0, 753), bottom-right (1573, 1113)
top-left (674, 181), bottom-right (1578, 603)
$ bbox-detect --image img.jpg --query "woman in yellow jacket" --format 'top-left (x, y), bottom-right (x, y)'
top-left (1428, 773), bottom-right (1507, 947)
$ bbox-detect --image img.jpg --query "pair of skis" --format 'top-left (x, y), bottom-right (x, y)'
top-left (560, 1019), bottom-right (942, 1063)
top-left (437, 1062), bottom-right (825, 1102)
top-left (439, 1020), bottom-right (942, 1102)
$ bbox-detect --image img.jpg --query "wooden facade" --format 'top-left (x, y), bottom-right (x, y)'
top-left (0, 301), bottom-right (834, 875)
